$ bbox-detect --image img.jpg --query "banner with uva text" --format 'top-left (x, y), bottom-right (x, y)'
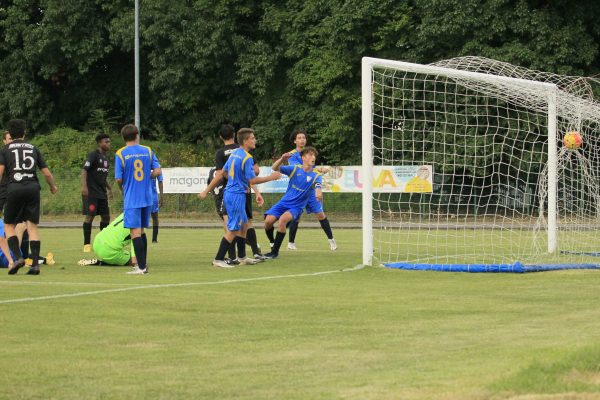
top-left (161, 166), bottom-right (433, 194)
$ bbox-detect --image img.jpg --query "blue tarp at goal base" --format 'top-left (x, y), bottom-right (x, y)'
top-left (384, 262), bottom-right (600, 273)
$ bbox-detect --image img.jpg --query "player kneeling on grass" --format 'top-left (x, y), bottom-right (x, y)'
top-left (78, 213), bottom-right (137, 267)
top-left (0, 218), bottom-right (54, 268)
top-left (264, 147), bottom-right (322, 259)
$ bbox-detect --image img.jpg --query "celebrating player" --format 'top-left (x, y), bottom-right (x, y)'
top-left (285, 129), bottom-right (336, 251)
top-left (82, 133), bottom-right (113, 252)
top-left (200, 128), bottom-right (280, 268)
top-left (114, 124), bottom-right (161, 275)
top-left (0, 119), bottom-right (57, 275)
top-left (264, 147), bottom-right (323, 259)
top-left (78, 213), bottom-right (137, 267)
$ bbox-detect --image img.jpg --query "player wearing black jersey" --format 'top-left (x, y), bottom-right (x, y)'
top-left (0, 130), bottom-right (30, 268)
top-left (0, 119), bottom-right (57, 275)
top-left (82, 133), bottom-right (113, 252)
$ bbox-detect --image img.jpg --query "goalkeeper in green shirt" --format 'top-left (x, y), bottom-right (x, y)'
top-left (77, 213), bottom-right (137, 267)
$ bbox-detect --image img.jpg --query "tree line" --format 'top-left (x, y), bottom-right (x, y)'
top-left (1, 0), bottom-right (599, 164)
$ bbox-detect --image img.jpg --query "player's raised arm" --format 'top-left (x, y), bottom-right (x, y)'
top-left (249, 170), bottom-right (281, 185)
top-left (272, 153), bottom-right (292, 172)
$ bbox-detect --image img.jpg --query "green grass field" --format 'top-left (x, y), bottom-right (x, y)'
top-left (2, 228), bottom-right (600, 399)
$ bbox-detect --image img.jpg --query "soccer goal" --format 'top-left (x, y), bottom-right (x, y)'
top-left (361, 56), bottom-right (600, 272)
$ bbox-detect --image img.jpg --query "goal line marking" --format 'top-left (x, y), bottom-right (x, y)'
top-left (0, 264), bottom-right (364, 305)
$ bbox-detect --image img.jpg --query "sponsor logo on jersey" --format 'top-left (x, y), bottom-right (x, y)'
top-left (13, 173), bottom-right (34, 181)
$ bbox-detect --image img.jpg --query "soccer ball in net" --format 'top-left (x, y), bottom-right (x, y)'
top-left (563, 131), bottom-right (583, 150)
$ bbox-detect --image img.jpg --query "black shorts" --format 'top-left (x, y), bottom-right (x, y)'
top-left (4, 185), bottom-right (41, 224)
top-left (82, 196), bottom-right (110, 216)
top-left (0, 195), bottom-right (6, 214)
top-left (215, 192), bottom-right (253, 220)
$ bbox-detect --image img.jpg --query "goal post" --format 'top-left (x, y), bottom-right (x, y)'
top-left (361, 56), bottom-right (600, 271)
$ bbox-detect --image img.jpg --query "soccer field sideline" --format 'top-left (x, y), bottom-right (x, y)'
top-left (0, 264), bottom-right (365, 305)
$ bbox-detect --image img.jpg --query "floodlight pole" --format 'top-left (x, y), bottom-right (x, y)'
top-left (134, 0), bottom-right (140, 129)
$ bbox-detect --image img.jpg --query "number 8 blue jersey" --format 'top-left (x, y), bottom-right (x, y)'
top-left (115, 144), bottom-right (160, 209)
top-left (222, 148), bottom-right (256, 194)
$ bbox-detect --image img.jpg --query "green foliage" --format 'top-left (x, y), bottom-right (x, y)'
top-left (2, 0), bottom-right (600, 164)
top-left (32, 127), bottom-right (98, 173)
top-left (31, 126), bottom-right (214, 173)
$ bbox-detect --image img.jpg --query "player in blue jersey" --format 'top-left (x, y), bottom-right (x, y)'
top-left (283, 129), bottom-right (337, 251)
top-left (114, 124), bottom-right (161, 275)
top-left (150, 171), bottom-right (163, 243)
top-left (200, 125), bottom-right (267, 264)
top-left (263, 146), bottom-right (323, 259)
top-left (200, 128), bottom-right (280, 268)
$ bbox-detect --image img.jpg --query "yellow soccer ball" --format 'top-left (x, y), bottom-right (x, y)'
top-left (563, 131), bottom-right (583, 150)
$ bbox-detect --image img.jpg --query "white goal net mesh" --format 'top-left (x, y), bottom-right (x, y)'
top-left (369, 56), bottom-right (600, 266)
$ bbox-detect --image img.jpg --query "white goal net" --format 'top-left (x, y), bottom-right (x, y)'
top-left (361, 56), bottom-right (600, 269)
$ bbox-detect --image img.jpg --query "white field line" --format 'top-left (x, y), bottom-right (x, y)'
top-left (0, 265), bottom-right (364, 305)
top-left (0, 280), bottom-right (147, 287)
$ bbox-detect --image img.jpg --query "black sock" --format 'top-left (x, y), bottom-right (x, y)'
top-left (20, 230), bottom-right (29, 258)
top-left (7, 236), bottom-right (21, 260)
top-left (216, 237), bottom-right (232, 261)
top-left (83, 222), bottom-right (92, 245)
top-left (132, 237), bottom-right (146, 269)
top-left (29, 240), bottom-right (40, 267)
top-left (272, 231), bottom-right (286, 254)
top-left (246, 228), bottom-right (260, 255)
top-left (100, 221), bottom-right (109, 231)
top-left (236, 237), bottom-right (247, 259)
top-left (141, 233), bottom-right (148, 267)
top-left (319, 218), bottom-right (334, 239)
top-left (265, 227), bottom-right (275, 244)
top-left (227, 241), bottom-right (236, 259)
top-left (289, 218), bottom-right (299, 243)
top-left (152, 224), bottom-right (159, 242)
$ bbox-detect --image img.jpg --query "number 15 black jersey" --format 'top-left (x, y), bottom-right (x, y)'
top-left (0, 139), bottom-right (48, 187)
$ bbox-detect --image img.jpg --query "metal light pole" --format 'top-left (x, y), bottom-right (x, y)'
top-left (134, 0), bottom-right (140, 129)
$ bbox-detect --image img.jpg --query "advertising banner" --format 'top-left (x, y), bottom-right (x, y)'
top-left (161, 165), bottom-right (433, 194)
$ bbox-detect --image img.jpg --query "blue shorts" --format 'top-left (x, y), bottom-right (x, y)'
top-left (265, 201), bottom-right (304, 222)
top-left (224, 191), bottom-right (247, 232)
top-left (0, 252), bottom-right (9, 268)
top-left (0, 249), bottom-right (21, 267)
top-left (305, 193), bottom-right (324, 214)
top-left (124, 206), bottom-right (152, 229)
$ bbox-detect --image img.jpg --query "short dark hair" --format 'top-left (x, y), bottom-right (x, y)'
top-left (290, 128), bottom-right (308, 144)
top-left (237, 128), bottom-right (255, 145)
top-left (95, 133), bottom-right (110, 143)
top-left (219, 124), bottom-right (235, 141)
top-left (301, 146), bottom-right (318, 158)
top-left (6, 119), bottom-right (26, 139)
top-left (121, 124), bottom-right (138, 142)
